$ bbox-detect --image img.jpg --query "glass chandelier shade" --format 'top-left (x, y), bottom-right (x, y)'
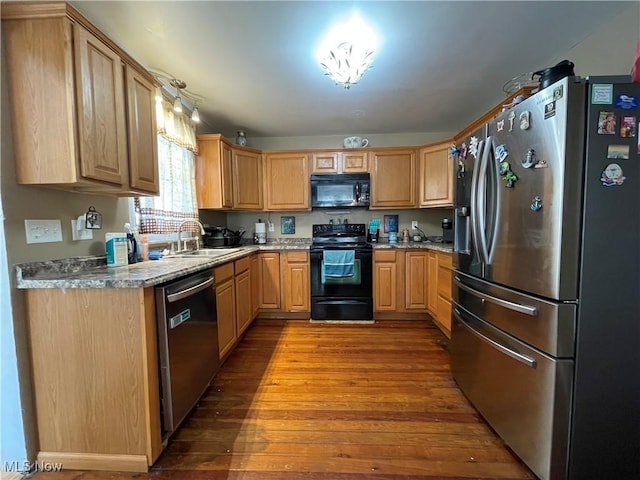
top-left (317, 13), bottom-right (377, 89)
top-left (319, 42), bottom-right (374, 89)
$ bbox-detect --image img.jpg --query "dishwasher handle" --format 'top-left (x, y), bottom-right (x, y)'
top-left (166, 276), bottom-right (214, 303)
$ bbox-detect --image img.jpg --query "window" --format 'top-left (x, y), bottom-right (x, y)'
top-left (129, 99), bottom-right (199, 242)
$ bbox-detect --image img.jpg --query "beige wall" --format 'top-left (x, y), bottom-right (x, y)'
top-left (244, 132), bottom-right (454, 150)
top-left (225, 208), bottom-right (453, 242)
top-left (549, 3), bottom-right (640, 76)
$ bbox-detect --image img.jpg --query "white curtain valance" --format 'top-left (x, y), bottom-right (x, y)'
top-left (156, 99), bottom-right (198, 154)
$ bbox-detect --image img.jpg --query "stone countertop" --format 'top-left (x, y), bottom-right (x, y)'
top-left (373, 241), bottom-right (454, 254)
top-left (15, 238), bottom-right (452, 289)
top-left (16, 241), bottom-right (312, 289)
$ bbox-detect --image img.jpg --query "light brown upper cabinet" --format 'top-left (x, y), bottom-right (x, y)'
top-left (419, 141), bottom-right (454, 208)
top-left (196, 134), bottom-right (263, 210)
top-left (370, 149), bottom-right (416, 208)
top-left (311, 151), bottom-right (368, 174)
top-left (196, 134), bottom-right (234, 209)
top-left (2, 2), bottom-right (159, 196)
top-left (265, 152), bottom-right (310, 210)
top-left (232, 148), bottom-right (263, 210)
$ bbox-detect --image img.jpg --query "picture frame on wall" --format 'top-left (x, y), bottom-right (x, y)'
top-left (281, 216), bottom-right (295, 234)
top-left (384, 214), bottom-right (398, 233)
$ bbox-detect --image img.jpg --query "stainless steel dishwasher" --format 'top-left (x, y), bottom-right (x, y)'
top-left (155, 269), bottom-right (219, 438)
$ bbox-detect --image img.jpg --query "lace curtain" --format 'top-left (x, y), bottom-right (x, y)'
top-left (135, 101), bottom-right (199, 235)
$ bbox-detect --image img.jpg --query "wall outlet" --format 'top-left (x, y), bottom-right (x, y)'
top-left (411, 220), bottom-right (418, 229)
top-left (268, 222), bottom-right (275, 232)
top-left (71, 219), bottom-right (94, 241)
top-left (25, 219), bottom-right (63, 244)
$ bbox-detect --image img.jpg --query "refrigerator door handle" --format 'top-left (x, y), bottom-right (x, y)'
top-left (470, 139), bottom-right (485, 262)
top-left (476, 136), bottom-right (492, 264)
top-left (486, 136), bottom-right (501, 264)
top-left (454, 308), bottom-right (538, 368)
top-left (454, 276), bottom-right (539, 316)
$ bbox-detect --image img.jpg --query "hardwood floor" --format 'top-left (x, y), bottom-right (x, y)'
top-left (32, 319), bottom-right (534, 480)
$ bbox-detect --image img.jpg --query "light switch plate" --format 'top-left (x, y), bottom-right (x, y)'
top-left (268, 222), bottom-right (275, 232)
top-left (25, 219), bottom-right (63, 244)
top-left (71, 219), bottom-right (94, 241)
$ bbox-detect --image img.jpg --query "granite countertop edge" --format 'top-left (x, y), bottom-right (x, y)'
top-left (16, 239), bottom-right (452, 289)
top-left (15, 242), bottom-right (312, 289)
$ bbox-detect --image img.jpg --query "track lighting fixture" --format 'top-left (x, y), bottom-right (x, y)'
top-left (150, 69), bottom-right (205, 123)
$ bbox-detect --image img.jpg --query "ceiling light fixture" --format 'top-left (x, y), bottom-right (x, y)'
top-left (150, 69), bottom-right (205, 123)
top-left (170, 79), bottom-right (186, 114)
top-left (317, 13), bottom-right (377, 89)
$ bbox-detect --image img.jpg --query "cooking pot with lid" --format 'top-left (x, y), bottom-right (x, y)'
top-left (203, 226), bottom-right (245, 247)
top-left (532, 60), bottom-right (575, 89)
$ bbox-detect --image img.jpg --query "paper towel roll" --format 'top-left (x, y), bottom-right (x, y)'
top-left (255, 222), bottom-right (266, 233)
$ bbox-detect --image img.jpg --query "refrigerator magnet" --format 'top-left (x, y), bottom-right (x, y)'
top-left (508, 111), bottom-right (516, 132)
top-left (495, 144), bottom-right (509, 162)
top-left (607, 145), bottom-right (629, 160)
top-left (469, 136), bottom-right (479, 159)
top-left (620, 116), bottom-right (637, 138)
top-left (597, 111), bottom-right (616, 135)
top-left (544, 101), bottom-right (556, 119)
top-left (521, 149), bottom-right (537, 168)
top-left (600, 163), bottom-right (626, 186)
top-left (615, 94), bottom-right (638, 110)
top-left (497, 119), bottom-right (505, 132)
top-left (592, 84), bottom-right (613, 104)
top-left (519, 111), bottom-right (531, 130)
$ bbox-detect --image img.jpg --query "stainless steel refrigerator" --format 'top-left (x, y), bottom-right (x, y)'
top-left (450, 76), bottom-right (640, 480)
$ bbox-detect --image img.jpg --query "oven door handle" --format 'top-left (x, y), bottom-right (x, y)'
top-left (167, 277), bottom-right (214, 303)
top-left (454, 308), bottom-right (537, 368)
top-left (454, 277), bottom-right (538, 316)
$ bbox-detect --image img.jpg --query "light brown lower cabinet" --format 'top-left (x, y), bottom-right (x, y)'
top-left (215, 256), bottom-right (255, 360)
top-left (405, 251), bottom-right (429, 310)
top-left (257, 252), bottom-right (281, 309)
top-left (23, 287), bottom-right (162, 472)
top-left (374, 249), bottom-right (452, 332)
top-left (374, 250), bottom-right (400, 311)
top-left (281, 251), bottom-right (310, 312)
top-left (214, 262), bottom-right (237, 359)
top-left (257, 251), bottom-right (310, 315)
top-left (235, 256), bottom-right (253, 336)
top-left (434, 253), bottom-right (453, 337)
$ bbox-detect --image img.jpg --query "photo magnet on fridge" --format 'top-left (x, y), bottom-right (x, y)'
top-left (597, 111), bottom-right (616, 135)
top-left (620, 116), bottom-right (636, 138)
top-left (607, 145), bottom-right (630, 160)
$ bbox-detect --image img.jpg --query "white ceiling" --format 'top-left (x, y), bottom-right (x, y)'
top-left (70, 1), bottom-right (632, 139)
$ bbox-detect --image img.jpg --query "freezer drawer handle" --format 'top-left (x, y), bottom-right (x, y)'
top-left (454, 277), bottom-right (538, 316)
top-left (454, 309), bottom-right (537, 368)
top-left (167, 277), bottom-right (214, 303)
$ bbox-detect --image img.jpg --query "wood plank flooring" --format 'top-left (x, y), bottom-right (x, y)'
top-left (31, 319), bottom-right (535, 480)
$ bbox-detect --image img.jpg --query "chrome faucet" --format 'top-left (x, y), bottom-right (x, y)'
top-left (177, 220), bottom-right (205, 252)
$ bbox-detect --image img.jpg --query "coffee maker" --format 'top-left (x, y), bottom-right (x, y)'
top-left (442, 218), bottom-right (453, 243)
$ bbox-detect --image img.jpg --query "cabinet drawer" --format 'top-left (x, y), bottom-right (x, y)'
top-left (285, 251), bottom-right (308, 263)
top-left (437, 264), bottom-right (452, 299)
top-left (374, 250), bottom-right (397, 262)
top-left (214, 262), bottom-right (234, 283)
top-left (438, 252), bottom-right (453, 269)
top-left (235, 256), bottom-right (251, 274)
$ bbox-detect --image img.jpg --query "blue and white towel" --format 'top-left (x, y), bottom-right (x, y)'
top-left (323, 250), bottom-right (355, 278)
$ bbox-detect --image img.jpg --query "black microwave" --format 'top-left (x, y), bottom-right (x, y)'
top-left (310, 173), bottom-right (370, 208)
